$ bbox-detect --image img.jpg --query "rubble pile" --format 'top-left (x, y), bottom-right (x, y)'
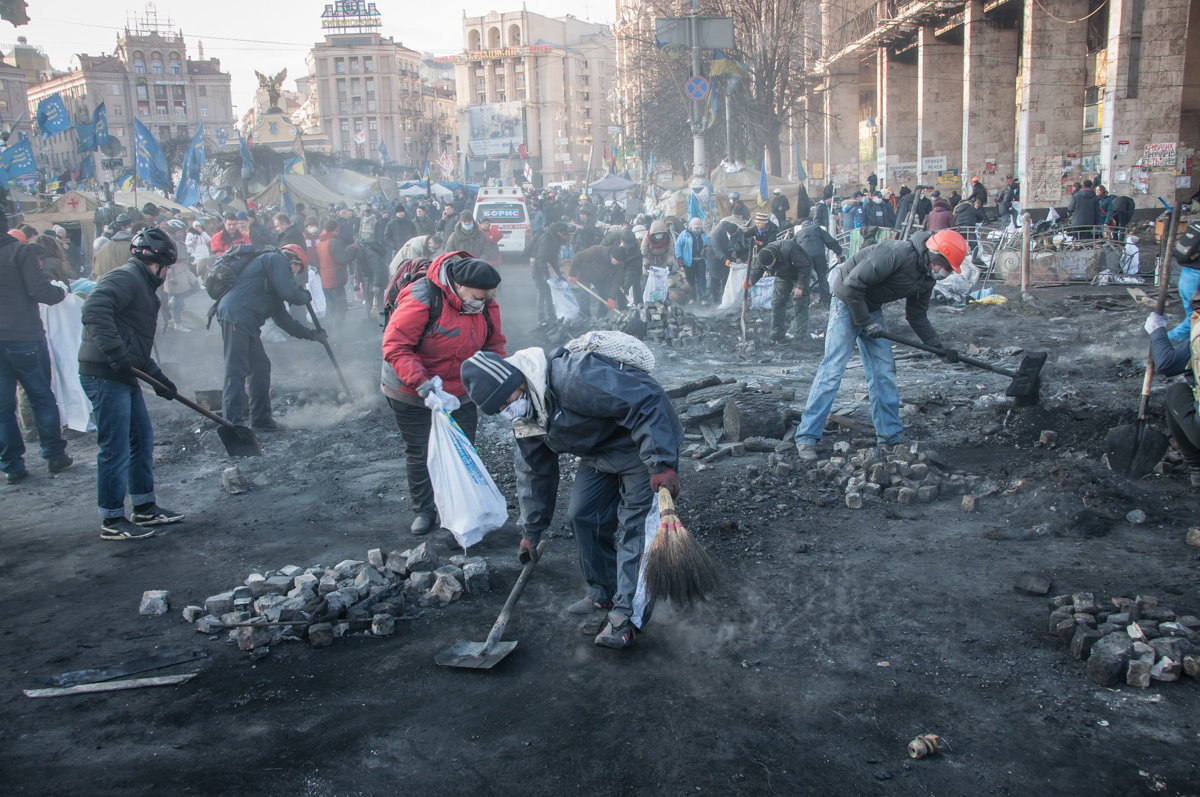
top-left (806, 441), bottom-right (981, 510)
top-left (537, 304), bottom-right (778, 353)
top-left (183, 544), bottom-right (491, 655)
top-left (1046, 593), bottom-right (1200, 688)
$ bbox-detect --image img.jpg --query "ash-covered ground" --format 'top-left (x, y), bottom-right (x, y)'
top-left (2, 263), bottom-right (1198, 795)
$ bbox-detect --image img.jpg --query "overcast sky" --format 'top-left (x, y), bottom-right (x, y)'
top-left (10, 0), bottom-right (614, 114)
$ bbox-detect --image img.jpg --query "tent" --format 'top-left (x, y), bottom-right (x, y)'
top-left (588, 174), bottom-right (638, 194)
top-left (113, 191), bottom-right (194, 214)
top-left (22, 191), bottom-right (101, 264)
top-left (252, 173), bottom-right (357, 215)
top-left (396, 182), bottom-right (453, 199)
top-left (316, 168), bottom-right (398, 202)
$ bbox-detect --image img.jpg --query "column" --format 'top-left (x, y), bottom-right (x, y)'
top-left (823, 59), bottom-right (860, 192)
top-left (962, 0), bottom-right (1019, 198)
top-left (916, 27), bottom-right (964, 189)
top-left (879, 48), bottom-right (918, 190)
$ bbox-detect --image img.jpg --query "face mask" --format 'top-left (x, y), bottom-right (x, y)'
top-left (462, 223), bottom-right (474, 231)
top-left (460, 297), bottom-right (485, 314)
top-left (500, 396), bottom-right (529, 422)
top-left (308, 227), bottom-right (319, 235)
top-left (873, 197), bottom-right (882, 204)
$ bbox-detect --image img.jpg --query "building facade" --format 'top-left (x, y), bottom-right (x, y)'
top-left (451, 10), bottom-right (617, 187)
top-left (24, 15), bottom-right (234, 188)
top-left (790, 0), bottom-right (1199, 210)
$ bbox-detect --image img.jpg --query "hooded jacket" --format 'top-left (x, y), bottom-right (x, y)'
top-left (0, 232), bottom-right (65, 342)
top-left (1068, 188), bottom-right (1099, 227)
top-left (794, 220), bottom-right (843, 267)
top-left (954, 202), bottom-right (983, 227)
top-left (381, 253), bottom-right (506, 405)
top-left (924, 199), bottom-right (954, 232)
top-left (640, 220), bottom-right (677, 271)
top-left (90, 229), bottom-right (134, 279)
top-left (674, 227), bottom-right (709, 267)
top-left (316, 229), bottom-right (352, 289)
top-left (446, 220), bottom-right (486, 257)
top-left (510, 347), bottom-right (683, 541)
top-left (78, 259), bottom-right (169, 385)
top-left (832, 231), bottom-right (944, 349)
top-left (215, 250), bottom-right (312, 331)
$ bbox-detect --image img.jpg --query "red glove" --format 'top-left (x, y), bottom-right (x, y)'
top-left (567, 276), bottom-right (578, 283)
top-left (606, 298), bottom-right (616, 311)
top-left (650, 467), bottom-right (680, 498)
top-left (742, 280), bottom-right (751, 290)
top-left (518, 537), bottom-right (539, 565)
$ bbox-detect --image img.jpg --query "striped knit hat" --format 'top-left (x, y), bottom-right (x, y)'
top-left (460, 352), bottom-right (525, 415)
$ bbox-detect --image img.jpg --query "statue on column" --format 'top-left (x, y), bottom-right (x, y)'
top-left (255, 68), bottom-right (288, 113)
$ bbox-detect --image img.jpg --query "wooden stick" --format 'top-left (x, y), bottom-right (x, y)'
top-left (24, 672), bottom-right (197, 699)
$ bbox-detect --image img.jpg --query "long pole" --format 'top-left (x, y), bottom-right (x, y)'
top-left (1019, 212), bottom-right (1031, 293)
top-left (689, 0), bottom-right (706, 180)
top-left (725, 87), bottom-right (732, 161)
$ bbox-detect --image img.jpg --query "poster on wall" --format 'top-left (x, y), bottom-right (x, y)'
top-left (887, 161), bottom-right (917, 187)
top-left (466, 103), bottom-right (525, 158)
top-left (1142, 142), bottom-right (1177, 169)
top-left (922, 156), bottom-right (947, 173)
top-left (1028, 156), bottom-right (1060, 201)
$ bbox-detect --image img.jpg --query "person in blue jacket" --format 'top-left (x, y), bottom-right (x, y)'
top-left (461, 346), bottom-right (683, 650)
top-left (1145, 302), bottom-right (1200, 488)
top-left (674, 217), bottom-right (709, 303)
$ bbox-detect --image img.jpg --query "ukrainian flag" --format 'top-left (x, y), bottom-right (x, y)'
top-left (116, 171), bottom-right (134, 191)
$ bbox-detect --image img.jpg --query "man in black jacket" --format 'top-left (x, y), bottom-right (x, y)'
top-left (748, 237), bottom-right (817, 344)
top-left (461, 346), bottom-right (683, 650)
top-left (794, 229), bottom-right (967, 460)
top-left (273, 212), bottom-right (305, 250)
top-left (215, 246), bottom-right (324, 431)
top-left (385, 205), bottom-right (417, 257)
top-left (78, 228), bottom-right (183, 539)
top-left (530, 222), bottom-right (569, 323)
top-left (1, 224), bottom-right (72, 485)
top-left (794, 218), bottom-right (843, 307)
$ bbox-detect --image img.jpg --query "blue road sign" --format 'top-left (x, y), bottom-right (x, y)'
top-left (685, 75), bottom-right (710, 101)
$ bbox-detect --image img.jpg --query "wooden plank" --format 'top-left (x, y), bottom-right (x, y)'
top-left (24, 673), bottom-right (197, 699)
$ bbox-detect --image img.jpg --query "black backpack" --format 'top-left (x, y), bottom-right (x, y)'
top-left (205, 244), bottom-right (265, 301)
top-left (380, 256), bottom-right (493, 347)
top-left (1174, 221), bottom-right (1200, 264)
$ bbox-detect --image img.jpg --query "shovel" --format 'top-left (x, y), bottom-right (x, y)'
top-left (435, 539), bottom-right (548, 670)
top-left (1104, 204), bottom-right (1180, 477)
top-left (305, 302), bottom-right (352, 399)
top-left (567, 276), bottom-right (618, 313)
top-left (879, 332), bottom-right (1046, 407)
top-left (132, 368), bottom-right (262, 457)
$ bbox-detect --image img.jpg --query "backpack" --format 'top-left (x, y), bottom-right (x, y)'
top-left (381, 252), bottom-right (493, 347)
top-left (1174, 221), bottom-right (1200, 264)
top-left (205, 244), bottom-right (265, 301)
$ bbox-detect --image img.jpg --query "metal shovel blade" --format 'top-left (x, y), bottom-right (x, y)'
top-left (434, 639), bottom-right (519, 669)
top-left (217, 424), bottom-right (263, 457)
top-left (1104, 421), bottom-right (1170, 478)
top-left (1005, 352), bottom-right (1047, 407)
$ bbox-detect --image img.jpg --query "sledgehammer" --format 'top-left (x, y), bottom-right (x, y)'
top-left (880, 331), bottom-right (1046, 407)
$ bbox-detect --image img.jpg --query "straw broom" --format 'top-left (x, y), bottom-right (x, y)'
top-left (643, 488), bottom-right (717, 603)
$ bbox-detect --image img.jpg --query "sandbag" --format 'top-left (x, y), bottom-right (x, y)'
top-left (717, 262), bottom-right (748, 312)
top-left (750, 276), bottom-right (774, 310)
top-left (425, 382), bottom-right (508, 549)
top-left (643, 266), bottom-right (670, 303)
top-left (549, 277), bottom-right (580, 321)
top-left (565, 329), bottom-right (655, 372)
top-left (306, 268), bottom-right (326, 318)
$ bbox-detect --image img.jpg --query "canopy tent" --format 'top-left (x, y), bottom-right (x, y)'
top-left (252, 173), bottom-right (357, 216)
top-left (316, 168), bottom-right (398, 202)
top-left (396, 182), bottom-right (453, 199)
top-left (588, 174), bottom-right (638, 195)
top-left (113, 191), bottom-right (194, 214)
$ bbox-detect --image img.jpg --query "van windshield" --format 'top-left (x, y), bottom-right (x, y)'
top-left (476, 203), bottom-right (526, 224)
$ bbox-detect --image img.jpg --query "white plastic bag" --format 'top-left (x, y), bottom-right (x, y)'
top-left (717, 262), bottom-right (748, 312)
top-left (306, 267), bottom-right (326, 318)
top-left (642, 266), bottom-right (670, 303)
top-left (424, 380), bottom-right (508, 548)
top-left (548, 276), bottom-right (580, 321)
top-left (750, 276), bottom-right (774, 310)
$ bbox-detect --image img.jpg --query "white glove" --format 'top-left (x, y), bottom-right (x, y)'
top-left (1144, 312), bottom-right (1167, 335)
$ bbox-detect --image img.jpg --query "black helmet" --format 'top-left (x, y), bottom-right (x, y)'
top-left (129, 227), bottom-right (177, 266)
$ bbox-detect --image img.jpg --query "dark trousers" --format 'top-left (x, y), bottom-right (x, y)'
top-left (388, 398), bottom-right (478, 519)
top-left (219, 321), bottom-right (273, 427)
top-left (1165, 382), bottom-right (1200, 468)
top-left (684, 259), bottom-right (706, 303)
top-left (567, 464), bottom-right (658, 629)
top-left (80, 375), bottom-right (155, 519)
top-left (323, 284), bottom-right (347, 329)
top-left (531, 264), bottom-right (553, 322)
top-left (0, 340), bottom-right (66, 475)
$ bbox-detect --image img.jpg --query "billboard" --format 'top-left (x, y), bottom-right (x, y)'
top-left (467, 103), bottom-right (524, 158)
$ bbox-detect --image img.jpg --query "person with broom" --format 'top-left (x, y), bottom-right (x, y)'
top-left (460, 346), bottom-right (684, 650)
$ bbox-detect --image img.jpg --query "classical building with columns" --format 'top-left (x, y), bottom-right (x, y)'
top-left (790, 0), bottom-right (1199, 210)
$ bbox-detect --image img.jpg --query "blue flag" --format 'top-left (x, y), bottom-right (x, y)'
top-left (74, 154), bottom-right (94, 184)
top-left (647, 151), bottom-right (655, 178)
top-left (758, 158), bottom-right (768, 204)
top-left (239, 132), bottom-right (254, 180)
top-left (281, 177), bottom-right (295, 217)
top-left (116, 171), bottom-right (135, 191)
top-left (174, 125), bottom-right (205, 207)
top-left (0, 136), bottom-right (38, 183)
top-left (377, 139), bottom-right (388, 164)
top-left (793, 139), bottom-right (807, 181)
top-left (422, 160), bottom-right (429, 182)
top-left (133, 118), bottom-right (171, 190)
top-left (75, 120), bottom-right (95, 153)
top-left (75, 103), bottom-right (109, 153)
top-left (687, 190), bottom-right (704, 222)
top-left (35, 94), bottom-right (72, 138)
top-left (93, 102), bottom-right (109, 149)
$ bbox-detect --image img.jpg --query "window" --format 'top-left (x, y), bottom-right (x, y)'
top-left (156, 103), bottom-right (169, 116)
top-left (497, 92), bottom-right (506, 102)
top-left (363, 56), bottom-right (373, 73)
top-left (200, 107), bottom-right (207, 118)
top-left (367, 99), bottom-right (376, 112)
top-left (477, 77), bottom-right (486, 89)
top-left (469, 30), bottom-right (481, 51)
top-left (154, 85), bottom-right (167, 99)
top-left (349, 57), bottom-right (360, 73)
top-left (134, 59), bottom-right (145, 74)
top-left (335, 57), bottom-right (345, 74)
top-left (365, 77), bottom-right (375, 94)
top-left (1083, 85), bottom-right (1103, 131)
top-left (508, 24), bottom-right (521, 46)
top-left (198, 86), bottom-right (206, 97)
top-left (110, 83), bottom-right (120, 96)
top-left (137, 85), bottom-right (149, 100)
top-left (152, 59), bottom-right (163, 74)
top-left (172, 86), bottom-right (185, 99)
top-left (478, 93), bottom-right (485, 104)
top-left (488, 27), bottom-right (501, 47)
top-left (351, 77), bottom-right (361, 96)
top-left (169, 54), bottom-right (181, 75)
top-left (174, 101), bottom-right (187, 116)
top-left (113, 105), bottom-right (124, 116)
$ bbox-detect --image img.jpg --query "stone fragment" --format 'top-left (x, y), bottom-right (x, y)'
top-left (1133, 641), bottom-right (1156, 664)
top-left (408, 571), bottom-right (434, 592)
top-left (204, 591), bottom-right (235, 616)
top-left (961, 495), bottom-right (977, 512)
top-left (371, 614), bottom-right (395, 636)
top-left (832, 441), bottom-right (851, 454)
top-left (1107, 612), bottom-right (1131, 626)
top-left (869, 465), bottom-right (890, 486)
top-left (181, 605), bottom-right (204, 623)
top-left (1073, 612), bottom-right (1096, 627)
top-left (245, 572), bottom-right (267, 596)
top-left (308, 622), bottom-right (334, 648)
top-left (1125, 509), bottom-right (1146, 524)
top-left (845, 492), bottom-right (864, 510)
top-left (1151, 657), bottom-right (1181, 682)
top-left (237, 621), bottom-right (272, 651)
top-left (862, 482), bottom-right (882, 498)
top-left (353, 566), bottom-right (385, 594)
top-left (449, 554), bottom-right (469, 567)
top-left (220, 611), bottom-right (250, 626)
top-left (1071, 626), bottom-right (1103, 660)
top-left (430, 573), bottom-right (463, 604)
top-left (253, 594), bottom-right (287, 618)
top-left (1127, 622), bottom-right (1148, 642)
top-left (1047, 594), bottom-right (1072, 609)
top-left (249, 647), bottom-right (270, 662)
top-left (1142, 606), bottom-right (1176, 622)
top-left (1013, 574), bottom-right (1051, 596)
top-left (1126, 659), bottom-right (1152, 688)
top-left (332, 559), bottom-right (366, 580)
top-left (292, 574), bottom-right (318, 595)
top-left (222, 466), bottom-right (248, 494)
top-left (916, 485), bottom-right (937, 503)
top-left (896, 487), bottom-right (917, 505)
top-left (1038, 430), bottom-right (1058, 447)
top-left (194, 615), bottom-right (224, 634)
top-left (385, 551), bottom-right (409, 577)
top-left (322, 590), bottom-right (353, 617)
top-left (1072, 593), bottom-right (1097, 614)
top-left (1183, 654), bottom-right (1200, 679)
top-left (774, 462), bottom-right (793, 478)
top-left (277, 565), bottom-right (301, 578)
top-left (317, 576), bottom-right (338, 595)
top-left (366, 548), bottom-right (385, 568)
top-left (405, 543), bottom-right (437, 572)
top-left (1176, 615), bottom-right (1200, 630)
top-left (463, 560), bottom-right (490, 593)
top-left (1135, 594), bottom-right (1159, 610)
top-left (1148, 637), bottom-right (1192, 661)
top-left (263, 575), bottom-right (292, 595)
top-left (1159, 622), bottom-right (1189, 637)
top-left (138, 590), bottom-right (170, 616)
top-left (882, 486), bottom-right (901, 502)
top-left (434, 564), bottom-right (465, 584)
top-left (1188, 527), bottom-right (1200, 547)
top-left (1086, 634), bottom-right (1134, 687)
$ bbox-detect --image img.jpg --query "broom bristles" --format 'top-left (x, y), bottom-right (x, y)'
top-left (644, 488), bottom-right (717, 603)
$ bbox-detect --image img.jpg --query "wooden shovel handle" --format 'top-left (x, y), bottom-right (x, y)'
top-left (131, 368), bottom-right (234, 430)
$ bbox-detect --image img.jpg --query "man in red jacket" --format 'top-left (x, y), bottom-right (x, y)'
top-left (380, 253), bottom-right (506, 535)
top-left (316, 219), bottom-right (354, 330)
top-left (210, 211), bottom-right (251, 257)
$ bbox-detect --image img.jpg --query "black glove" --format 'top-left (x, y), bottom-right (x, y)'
top-left (110, 356), bottom-right (133, 378)
top-left (863, 322), bottom-right (884, 339)
top-left (939, 348), bottom-right (960, 364)
top-left (308, 327), bottom-right (328, 343)
top-left (299, 288), bottom-right (313, 304)
top-left (518, 537), bottom-right (540, 565)
top-left (152, 374), bottom-right (178, 401)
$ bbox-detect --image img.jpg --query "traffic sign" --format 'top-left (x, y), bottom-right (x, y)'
top-left (685, 76), bottom-right (710, 101)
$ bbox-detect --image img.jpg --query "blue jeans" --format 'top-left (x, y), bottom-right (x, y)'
top-left (0, 340), bottom-right (66, 474)
top-left (80, 375), bottom-right (156, 519)
top-left (1167, 266), bottom-right (1198, 344)
top-left (794, 296), bottom-right (904, 446)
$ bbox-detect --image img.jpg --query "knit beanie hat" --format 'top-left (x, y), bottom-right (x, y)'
top-left (448, 257), bottom-right (501, 289)
top-left (460, 352), bottom-right (525, 415)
